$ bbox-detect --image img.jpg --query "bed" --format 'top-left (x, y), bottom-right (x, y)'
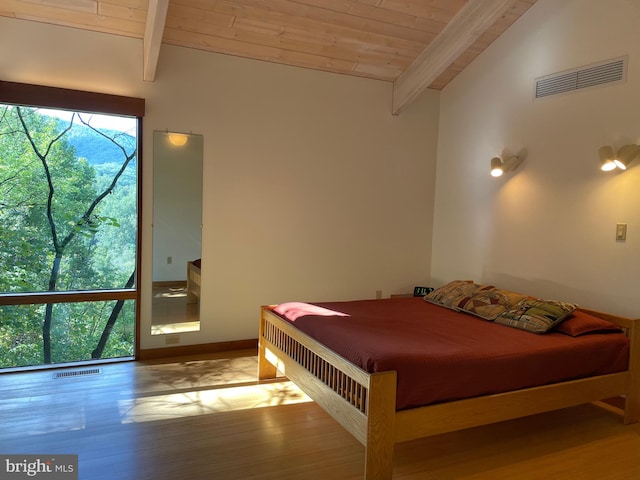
top-left (258, 282), bottom-right (639, 479)
top-left (186, 258), bottom-right (201, 304)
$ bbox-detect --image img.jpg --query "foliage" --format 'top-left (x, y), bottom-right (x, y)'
top-left (0, 105), bottom-right (137, 368)
top-left (62, 117), bottom-right (137, 167)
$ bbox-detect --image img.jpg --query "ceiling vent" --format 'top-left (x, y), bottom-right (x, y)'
top-left (535, 56), bottom-right (627, 99)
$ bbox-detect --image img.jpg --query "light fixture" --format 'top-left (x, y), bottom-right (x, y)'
top-left (614, 144), bottom-right (639, 170)
top-left (490, 152), bottom-right (525, 177)
top-left (490, 157), bottom-right (504, 177)
top-left (598, 146), bottom-right (616, 171)
top-left (168, 132), bottom-right (189, 146)
top-left (599, 144), bottom-right (639, 171)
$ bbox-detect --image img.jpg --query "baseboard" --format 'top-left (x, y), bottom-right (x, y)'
top-left (138, 338), bottom-right (258, 360)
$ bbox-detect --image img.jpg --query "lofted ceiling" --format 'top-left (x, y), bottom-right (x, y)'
top-left (2, 0), bottom-right (537, 113)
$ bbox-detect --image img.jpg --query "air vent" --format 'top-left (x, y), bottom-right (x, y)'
top-left (535, 56), bottom-right (627, 99)
top-left (54, 368), bottom-right (101, 379)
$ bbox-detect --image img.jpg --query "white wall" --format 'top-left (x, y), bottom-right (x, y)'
top-left (432, 0), bottom-right (640, 317)
top-left (0, 17), bottom-right (440, 348)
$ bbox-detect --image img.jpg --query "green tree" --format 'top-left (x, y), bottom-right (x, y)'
top-left (0, 105), bottom-right (137, 367)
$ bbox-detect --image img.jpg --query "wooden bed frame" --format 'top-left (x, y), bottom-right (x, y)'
top-left (186, 260), bottom-right (201, 304)
top-left (258, 304), bottom-right (640, 480)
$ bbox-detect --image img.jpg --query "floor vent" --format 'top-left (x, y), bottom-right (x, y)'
top-left (535, 56), bottom-right (627, 99)
top-left (54, 368), bottom-right (101, 379)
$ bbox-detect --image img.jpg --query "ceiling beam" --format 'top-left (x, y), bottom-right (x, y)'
top-left (392, 0), bottom-right (519, 115)
top-left (143, 0), bottom-right (170, 82)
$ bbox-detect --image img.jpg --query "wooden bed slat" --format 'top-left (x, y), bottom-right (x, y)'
top-left (394, 371), bottom-right (628, 442)
top-left (261, 338), bottom-right (370, 444)
top-left (364, 371), bottom-right (396, 479)
top-left (260, 306), bottom-right (371, 385)
top-left (622, 309), bottom-right (640, 424)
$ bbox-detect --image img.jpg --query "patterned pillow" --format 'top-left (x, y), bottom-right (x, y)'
top-left (425, 280), bottom-right (482, 309)
top-left (457, 288), bottom-right (529, 320)
top-left (426, 281), bottom-right (529, 321)
top-left (495, 299), bottom-right (578, 333)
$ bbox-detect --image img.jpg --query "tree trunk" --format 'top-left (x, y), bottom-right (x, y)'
top-left (91, 270), bottom-right (136, 359)
top-left (42, 254), bottom-right (62, 364)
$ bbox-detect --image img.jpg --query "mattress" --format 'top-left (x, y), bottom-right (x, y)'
top-left (273, 297), bottom-right (629, 410)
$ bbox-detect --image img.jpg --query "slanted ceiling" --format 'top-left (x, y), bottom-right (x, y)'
top-left (2, 0), bottom-right (537, 114)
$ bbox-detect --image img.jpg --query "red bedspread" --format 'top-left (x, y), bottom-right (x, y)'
top-left (273, 298), bottom-right (630, 410)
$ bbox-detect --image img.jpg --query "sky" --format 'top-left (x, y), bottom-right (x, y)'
top-left (39, 108), bottom-right (137, 135)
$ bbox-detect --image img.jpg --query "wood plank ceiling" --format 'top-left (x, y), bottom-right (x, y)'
top-left (1, 0), bottom-right (537, 113)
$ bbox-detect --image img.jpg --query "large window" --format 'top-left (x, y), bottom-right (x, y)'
top-left (0, 81), bottom-right (144, 369)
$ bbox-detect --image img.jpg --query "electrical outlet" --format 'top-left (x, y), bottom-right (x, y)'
top-left (376, 290), bottom-right (382, 299)
top-left (167, 256), bottom-right (172, 264)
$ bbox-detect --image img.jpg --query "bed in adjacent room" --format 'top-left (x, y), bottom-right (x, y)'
top-left (258, 281), bottom-right (639, 480)
top-left (186, 258), bottom-right (201, 304)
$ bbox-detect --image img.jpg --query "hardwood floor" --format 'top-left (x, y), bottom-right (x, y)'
top-left (1, 351), bottom-right (639, 480)
top-left (151, 282), bottom-right (199, 334)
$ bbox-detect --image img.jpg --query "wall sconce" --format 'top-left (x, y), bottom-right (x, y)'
top-left (490, 152), bottom-right (525, 177)
top-left (599, 144), bottom-right (639, 171)
top-left (168, 132), bottom-right (189, 146)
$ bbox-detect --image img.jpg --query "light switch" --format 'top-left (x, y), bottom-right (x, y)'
top-left (616, 223), bottom-right (627, 241)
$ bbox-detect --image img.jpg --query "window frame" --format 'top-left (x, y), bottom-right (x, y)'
top-left (0, 80), bottom-right (145, 360)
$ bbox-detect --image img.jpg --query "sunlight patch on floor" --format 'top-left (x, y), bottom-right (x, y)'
top-left (118, 381), bottom-right (311, 423)
top-left (154, 288), bottom-right (187, 299)
top-left (151, 321), bottom-right (200, 334)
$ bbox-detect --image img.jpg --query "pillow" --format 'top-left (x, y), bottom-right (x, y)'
top-left (456, 288), bottom-right (529, 320)
top-left (556, 310), bottom-right (623, 336)
top-left (424, 280), bottom-right (480, 309)
top-left (494, 298), bottom-right (578, 333)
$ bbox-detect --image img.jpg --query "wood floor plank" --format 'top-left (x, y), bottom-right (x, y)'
top-left (1, 352), bottom-right (639, 479)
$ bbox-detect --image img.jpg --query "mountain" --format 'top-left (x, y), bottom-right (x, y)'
top-left (59, 119), bottom-right (137, 166)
